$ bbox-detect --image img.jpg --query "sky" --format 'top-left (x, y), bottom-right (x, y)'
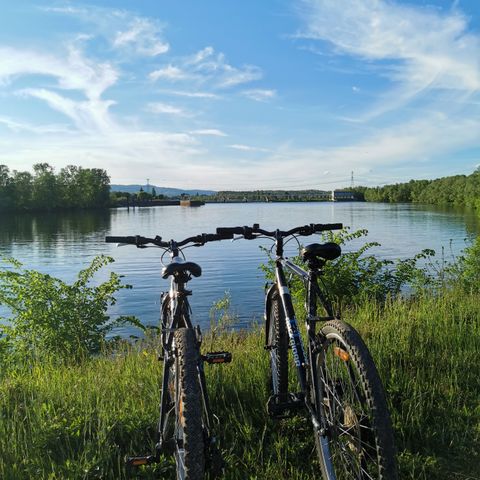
top-left (0, 0), bottom-right (479, 190)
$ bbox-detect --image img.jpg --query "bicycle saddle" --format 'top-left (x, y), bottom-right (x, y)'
top-left (301, 242), bottom-right (341, 261)
top-left (162, 257), bottom-right (202, 279)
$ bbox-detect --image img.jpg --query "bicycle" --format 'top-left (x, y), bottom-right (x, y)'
top-left (105, 230), bottom-right (235, 480)
top-left (215, 223), bottom-right (398, 480)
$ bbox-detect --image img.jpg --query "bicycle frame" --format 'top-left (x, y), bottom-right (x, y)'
top-left (265, 241), bottom-right (336, 433)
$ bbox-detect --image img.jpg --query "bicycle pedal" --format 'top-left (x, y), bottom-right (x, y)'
top-left (202, 351), bottom-right (232, 364)
top-left (267, 393), bottom-right (305, 417)
top-left (125, 455), bottom-right (156, 467)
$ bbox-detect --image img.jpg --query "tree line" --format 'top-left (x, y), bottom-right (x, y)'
top-left (0, 164), bottom-right (110, 212)
top-left (352, 169), bottom-right (480, 209)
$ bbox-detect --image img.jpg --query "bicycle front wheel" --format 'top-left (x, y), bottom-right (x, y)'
top-left (313, 320), bottom-right (397, 480)
top-left (171, 328), bottom-right (205, 480)
top-left (267, 288), bottom-right (289, 402)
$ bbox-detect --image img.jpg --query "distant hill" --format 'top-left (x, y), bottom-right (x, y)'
top-left (110, 184), bottom-right (216, 197)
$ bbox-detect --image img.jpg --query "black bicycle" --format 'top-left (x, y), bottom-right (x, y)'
top-left (215, 223), bottom-right (398, 480)
top-left (105, 231), bottom-right (234, 480)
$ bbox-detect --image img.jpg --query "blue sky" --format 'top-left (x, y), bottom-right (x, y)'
top-left (0, 0), bottom-right (479, 190)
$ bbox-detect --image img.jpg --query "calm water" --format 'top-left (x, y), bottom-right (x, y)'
top-left (0, 202), bottom-right (478, 336)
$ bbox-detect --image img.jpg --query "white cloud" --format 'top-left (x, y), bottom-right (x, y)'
top-left (0, 116), bottom-right (70, 134)
top-left (149, 65), bottom-right (188, 81)
top-left (299, 0), bottom-right (480, 116)
top-left (0, 45), bottom-right (117, 132)
top-left (113, 17), bottom-right (169, 56)
top-left (191, 129), bottom-right (227, 137)
top-left (146, 102), bottom-right (193, 117)
top-left (229, 144), bottom-right (269, 153)
top-left (242, 89), bottom-right (277, 102)
top-left (0, 45), bottom-right (117, 101)
top-left (163, 90), bottom-right (220, 99)
top-left (19, 88), bottom-right (115, 132)
top-left (44, 5), bottom-right (169, 58)
top-left (149, 46), bottom-right (263, 89)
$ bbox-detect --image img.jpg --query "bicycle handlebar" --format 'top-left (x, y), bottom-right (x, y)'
top-left (105, 231), bottom-right (234, 248)
top-left (105, 223), bottom-right (342, 248)
top-left (216, 223), bottom-right (343, 239)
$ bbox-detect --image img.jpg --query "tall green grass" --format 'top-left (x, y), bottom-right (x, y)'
top-left (1, 288), bottom-right (479, 479)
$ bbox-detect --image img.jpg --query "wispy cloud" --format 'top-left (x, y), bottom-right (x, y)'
top-left (146, 102), bottom-right (193, 117)
top-left (43, 4), bottom-right (169, 58)
top-left (190, 129), bottom-right (227, 137)
top-left (229, 144), bottom-right (269, 153)
top-left (0, 116), bottom-right (70, 134)
top-left (0, 44), bottom-right (117, 132)
top-left (149, 46), bottom-right (263, 89)
top-left (149, 65), bottom-right (188, 81)
top-left (298, 0), bottom-right (480, 116)
top-left (0, 45), bottom-right (117, 100)
top-left (242, 89), bottom-right (277, 102)
top-left (163, 90), bottom-right (220, 99)
top-left (113, 17), bottom-right (169, 56)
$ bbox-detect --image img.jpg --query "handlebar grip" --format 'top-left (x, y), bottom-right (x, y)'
top-left (216, 227), bottom-right (244, 236)
top-left (314, 223), bottom-right (343, 232)
top-left (212, 232), bottom-right (234, 240)
top-left (105, 236), bottom-right (136, 243)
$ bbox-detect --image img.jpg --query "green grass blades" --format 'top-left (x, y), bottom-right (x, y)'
top-left (0, 287), bottom-right (479, 479)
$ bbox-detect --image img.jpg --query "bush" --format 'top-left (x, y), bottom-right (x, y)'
top-left (261, 228), bottom-right (435, 306)
top-left (0, 255), bottom-right (140, 364)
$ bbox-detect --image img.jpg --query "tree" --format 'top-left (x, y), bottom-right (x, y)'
top-left (0, 165), bottom-right (13, 210)
top-left (12, 171), bottom-right (33, 210)
top-left (32, 163), bottom-right (58, 209)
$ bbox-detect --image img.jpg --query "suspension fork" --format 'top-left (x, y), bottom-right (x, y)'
top-left (275, 260), bottom-right (308, 391)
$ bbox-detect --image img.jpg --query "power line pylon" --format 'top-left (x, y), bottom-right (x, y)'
top-left (350, 171), bottom-right (354, 189)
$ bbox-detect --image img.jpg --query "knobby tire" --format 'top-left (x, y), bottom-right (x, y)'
top-left (314, 320), bottom-right (398, 480)
top-left (172, 328), bottom-right (205, 480)
top-left (268, 289), bottom-right (289, 402)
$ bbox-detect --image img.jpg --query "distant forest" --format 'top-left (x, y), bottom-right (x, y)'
top-left (0, 164), bottom-right (110, 212)
top-left (1, 163), bottom-right (479, 213)
top-left (353, 169), bottom-right (480, 209)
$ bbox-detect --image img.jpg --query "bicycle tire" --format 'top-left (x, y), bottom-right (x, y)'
top-left (313, 320), bottom-right (398, 480)
top-left (172, 328), bottom-right (205, 480)
top-left (268, 288), bottom-right (289, 402)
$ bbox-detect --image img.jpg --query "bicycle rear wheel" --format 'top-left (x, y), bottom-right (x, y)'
top-left (267, 288), bottom-right (289, 402)
top-left (313, 320), bottom-right (397, 480)
top-left (170, 328), bottom-right (205, 480)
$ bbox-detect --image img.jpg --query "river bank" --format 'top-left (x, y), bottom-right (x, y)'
top-left (0, 286), bottom-right (478, 479)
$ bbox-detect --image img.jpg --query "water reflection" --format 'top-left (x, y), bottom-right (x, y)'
top-left (0, 210), bottom-right (111, 249)
top-left (0, 203), bottom-right (478, 336)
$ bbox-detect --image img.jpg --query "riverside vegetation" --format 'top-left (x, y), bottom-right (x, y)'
top-left (0, 230), bottom-right (479, 479)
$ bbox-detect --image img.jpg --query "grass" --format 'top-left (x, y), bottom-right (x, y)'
top-left (0, 287), bottom-right (479, 479)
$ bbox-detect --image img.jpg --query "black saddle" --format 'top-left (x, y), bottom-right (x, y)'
top-left (162, 258), bottom-right (202, 279)
top-left (301, 242), bottom-right (341, 262)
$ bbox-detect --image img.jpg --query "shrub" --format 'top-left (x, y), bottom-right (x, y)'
top-left (260, 228), bottom-right (435, 306)
top-left (0, 255), bottom-right (140, 364)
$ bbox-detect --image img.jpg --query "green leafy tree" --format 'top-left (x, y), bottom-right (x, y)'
top-left (0, 165), bottom-right (14, 210)
top-left (32, 163), bottom-right (58, 209)
top-left (11, 170), bottom-right (33, 210)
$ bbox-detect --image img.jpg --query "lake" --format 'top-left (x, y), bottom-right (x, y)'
top-left (0, 202), bottom-right (478, 336)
